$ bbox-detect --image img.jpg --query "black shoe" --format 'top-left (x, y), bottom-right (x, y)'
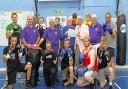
top-left (109, 85), bottom-right (112, 89)
top-left (26, 83), bottom-right (33, 89)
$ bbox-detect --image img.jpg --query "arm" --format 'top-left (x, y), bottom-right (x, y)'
top-left (38, 37), bottom-right (44, 46)
top-left (87, 49), bottom-right (96, 70)
top-left (21, 38), bottom-right (31, 48)
top-left (2, 47), bottom-right (10, 63)
top-left (112, 23), bottom-right (117, 39)
top-left (6, 25), bottom-right (12, 39)
top-left (53, 52), bottom-right (57, 64)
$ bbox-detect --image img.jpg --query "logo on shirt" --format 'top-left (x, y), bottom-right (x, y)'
top-left (55, 32), bottom-right (58, 35)
top-left (95, 28), bottom-right (98, 31)
top-left (46, 55), bottom-right (53, 59)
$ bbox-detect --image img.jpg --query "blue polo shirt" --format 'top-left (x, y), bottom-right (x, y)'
top-left (20, 26), bottom-right (39, 45)
top-left (89, 23), bottom-right (105, 44)
top-left (60, 25), bottom-right (76, 49)
top-left (43, 27), bottom-right (60, 53)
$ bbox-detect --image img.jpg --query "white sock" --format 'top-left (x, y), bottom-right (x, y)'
top-left (109, 82), bottom-right (112, 86)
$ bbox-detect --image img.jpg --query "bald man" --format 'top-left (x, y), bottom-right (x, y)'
top-left (20, 15), bottom-right (40, 87)
top-left (38, 18), bottom-right (60, 54)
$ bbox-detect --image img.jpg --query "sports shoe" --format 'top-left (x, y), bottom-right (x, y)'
top-left (18, 78), bottom-right (24, 84)
top-left (1, 81), bottom-right (8, 89)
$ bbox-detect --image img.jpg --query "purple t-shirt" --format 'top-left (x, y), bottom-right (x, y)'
top-left (89, 23), bottom-right (105, 44)
top-left (43, 27), bottom-right (60, 53)
top-left (20, 26), bottom-right (39, 45)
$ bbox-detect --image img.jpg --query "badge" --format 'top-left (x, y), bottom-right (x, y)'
top-left (95, 28), bottom-right (98, 31)
top-left (55, 32), bottom-right (58, 35)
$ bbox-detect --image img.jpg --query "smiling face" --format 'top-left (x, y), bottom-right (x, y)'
top-left (27, 15), bottom-right (34, 26)
top-left (10, 36), bottom-right (17, 48)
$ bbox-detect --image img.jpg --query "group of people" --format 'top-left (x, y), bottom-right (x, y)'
top-left (2, 12), bottom-right (117, 89)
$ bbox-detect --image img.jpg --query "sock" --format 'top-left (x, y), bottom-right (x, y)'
top-left (26, 80), bottom-right (30, 84)
top-left (109, 82), bottom-right (112, 86)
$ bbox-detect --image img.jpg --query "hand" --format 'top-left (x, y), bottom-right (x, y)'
top-left (33, 44), bottom-right (38, 47)
top-left (6, 54), bottom-right (11, 59)
top-left (26, 44), bottom-right (31, 48)
top-left (103, 23), bottom-right (112, 34)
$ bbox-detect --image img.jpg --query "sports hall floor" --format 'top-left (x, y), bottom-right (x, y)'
top-left (0, 47), bottom-right (128, 89)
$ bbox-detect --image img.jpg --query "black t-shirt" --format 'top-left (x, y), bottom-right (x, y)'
top-left (42, 50), bottom-right (56, 68)
top-left (3, 46), bottom-right (20, 72)
top-left (97, 47), bottom-right (114, 69)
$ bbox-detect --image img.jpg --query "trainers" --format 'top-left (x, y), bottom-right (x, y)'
top-left (18, 78), bottom-right (24, 84)
top-left (26, 83), bottom-right (33, 89)
top-left (1, 81), bottom-right (8, 89)
top-left (109, 85), bottom-right (112, 89)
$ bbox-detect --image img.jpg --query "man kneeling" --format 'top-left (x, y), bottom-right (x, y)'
top-left (97, 36), bottom-right (115, 89)
top-left (2, 35), bottom-right (32, 89)
top-left (60, 38), bottom-right (74, 87)
top-left (77, 36), bottom-right (98, 89)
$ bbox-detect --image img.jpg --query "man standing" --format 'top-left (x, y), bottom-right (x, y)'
top-left (89, 14), bottom-right (105, 54)
top-left (21, 15), bottom-right (40, 87)
top-left (103, 12), bottom-right (117, 50)
top-left (103, 12), bottom-right (117, 80)
top-left (2, 35), bottom-right (32, 89)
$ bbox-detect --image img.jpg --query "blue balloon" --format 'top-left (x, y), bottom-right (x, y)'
top-left (79, 53), bottom-right (84, 62)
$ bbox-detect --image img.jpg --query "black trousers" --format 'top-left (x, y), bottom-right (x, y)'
top-left (43, 66), bottom-right (56, 87)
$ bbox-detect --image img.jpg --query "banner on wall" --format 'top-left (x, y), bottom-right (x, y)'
top-left (46, 16), bottom-right (67, 27)
top-left (0, 11), bottom-right (34, 46)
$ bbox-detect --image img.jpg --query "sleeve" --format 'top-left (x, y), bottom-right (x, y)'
top-left (110, 48), bottom-right (114, 57)
top-left (53, 52), bottom-right (57, 60)
top-left (43, 29), bottom-right (48, 39)
top-left (99, 25), bottom-right (105, 36)
top-left (6, 25), bottom-right (11, 32)
top-left (112, 22), bottom-right (117, 32)
top-left (18, 25), bottom-right (22, 33)
top-left (3, 47), bottom-right (8, 55)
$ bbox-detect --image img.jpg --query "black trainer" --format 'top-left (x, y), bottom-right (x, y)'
top-left (26, 83), bottom-right (33, 89)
